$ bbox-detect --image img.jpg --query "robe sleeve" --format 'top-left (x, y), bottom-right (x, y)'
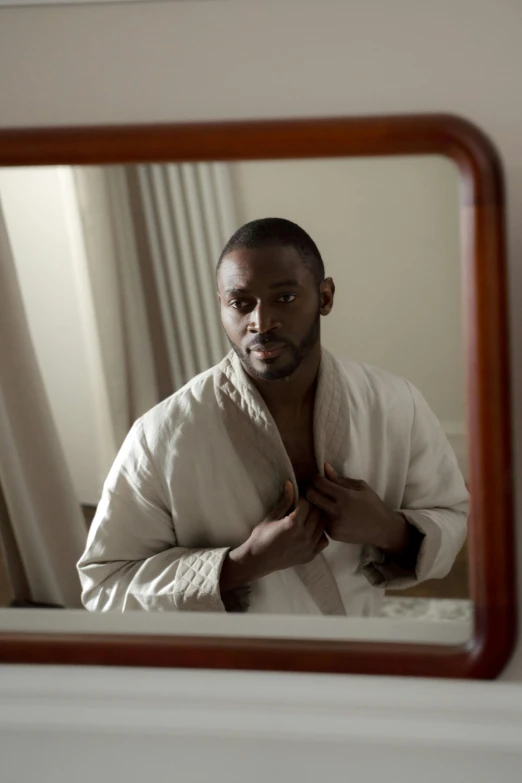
top-left (77, 419), bottom-right (231, 612)
top-left (361, 380), bottom-right (469, 589)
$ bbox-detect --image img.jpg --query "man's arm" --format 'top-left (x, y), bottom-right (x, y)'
top-left (306, 379), bottom-right (468, 589)
top-left (361, 380), bottom-right (468, 589)
top-left (77, 419), bottom-right (230, 612)
top-left (78, 423), bottom-right (329, 612)
top-left (219, 482), bottom-right (329, 596)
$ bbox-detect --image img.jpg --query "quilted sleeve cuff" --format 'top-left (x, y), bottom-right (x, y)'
top-left (173, 548), bottom-right (231, 611)
top-left (359, 520), bottom-right (426, 588)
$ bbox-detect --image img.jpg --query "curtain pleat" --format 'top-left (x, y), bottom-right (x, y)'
top-left (73, 160), bottom-right (237, 454)
top-left (131, 162), bottom-right (234, 390)
top-left (0, 197), bottom-right (86, 607)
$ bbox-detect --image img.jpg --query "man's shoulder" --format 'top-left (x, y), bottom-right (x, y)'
top-left (335, 356), bottom-right (412, 400)
top-left (135, 360), bottom-right (227, 442)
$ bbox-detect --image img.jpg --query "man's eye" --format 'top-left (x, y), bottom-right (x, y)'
top-left (230, 300), bottom-right (247, 309)
top-left (278, 294), bottom-right (297, 304)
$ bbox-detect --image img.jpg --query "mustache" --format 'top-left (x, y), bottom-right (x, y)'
top-left (247, 333), bottom-right (285, 350)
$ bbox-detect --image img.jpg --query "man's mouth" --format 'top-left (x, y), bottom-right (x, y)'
top-left (249, 343), bottom-right (286, 360)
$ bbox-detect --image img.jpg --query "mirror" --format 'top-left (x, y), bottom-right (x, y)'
top-left (0, 154), bottom-right (470, 623)
top-left (0, 116), bottom-right (514, 677)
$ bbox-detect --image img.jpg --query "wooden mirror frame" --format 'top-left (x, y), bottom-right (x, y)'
top-left (0, 114), bottom-right (515, 678)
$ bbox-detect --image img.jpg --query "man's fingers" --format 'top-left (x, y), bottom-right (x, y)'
top-left (289, 497), bottom-right (311, 525)
top-left (324, 463), bottom-right (340, 483)
top-left (314, 533), bottom-right (329, 553)
top-left (271, 480), bottom-right (295, 520)
top-left (306, 487), bottom-right (338, 517)
top-left (304, 503), bottom-right (321, 524)
top-left (324, 464), bottom-right (366, 491)
top-left (341, 477), bottom-right (366, 491)
top-left (312, 475), bottom-right (341, 499)
top-left (312, 519), bottom-right (327, 544)
top-left (305, 507), bottom-right (323, 534)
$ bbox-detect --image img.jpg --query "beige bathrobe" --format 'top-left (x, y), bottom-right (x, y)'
top-left (77, 349), bottom-right (468, 616)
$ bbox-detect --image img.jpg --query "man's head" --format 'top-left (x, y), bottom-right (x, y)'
top-left (217, 218), bottom-right (335, 382)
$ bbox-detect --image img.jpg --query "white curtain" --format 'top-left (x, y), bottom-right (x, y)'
top-left (136, 162), bottom-right (234, 387)
top-left (72, 166), bottom-right (160, 453)
top-left (73, 162), bottom-right (237, 448)
top-left (0, 197), bottom-right (86, 608)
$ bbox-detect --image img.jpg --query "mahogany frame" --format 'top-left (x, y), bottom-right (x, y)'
top-left (0, 114), bottom-right (515, 678)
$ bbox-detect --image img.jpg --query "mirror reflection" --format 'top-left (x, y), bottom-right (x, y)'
top-left (0, 155), bottom-right (470, 631)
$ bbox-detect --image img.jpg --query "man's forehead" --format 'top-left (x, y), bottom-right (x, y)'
top-left (218, 245), bottom-right (305, 282)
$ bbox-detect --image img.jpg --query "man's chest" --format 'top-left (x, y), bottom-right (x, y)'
top-left (275, 417), bottom-right (318, 495)
top-left (163, 390), bottom-right (408, 540)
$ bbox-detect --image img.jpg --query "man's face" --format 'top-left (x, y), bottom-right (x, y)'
top-left (217, 245), bottom-right (334, 381)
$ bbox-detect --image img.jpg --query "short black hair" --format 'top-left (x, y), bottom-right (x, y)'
top-left (217, 217), bottom-right (325, 285)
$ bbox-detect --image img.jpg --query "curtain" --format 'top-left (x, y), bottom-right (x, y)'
top-left (73, 162), bottom-right (237, 449)
top-left (0, 479), bottom-right (30, 606)
top-left (0, 197), bottom-right (86, 608)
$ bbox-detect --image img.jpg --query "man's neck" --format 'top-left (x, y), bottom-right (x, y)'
top-left (251, 344), bottom-right (322, 417)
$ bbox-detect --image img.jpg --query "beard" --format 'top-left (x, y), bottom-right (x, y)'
top-left (227, 309), bottom-right (321, 381)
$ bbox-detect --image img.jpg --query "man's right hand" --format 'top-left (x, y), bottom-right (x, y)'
top-left (219, 481), bottom-right (329, 595)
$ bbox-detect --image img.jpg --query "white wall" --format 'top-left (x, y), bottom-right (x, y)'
top-left (0, 0), bottom-right (521, 772)
top-left (231, 156), bottom-right (464, 425)
top-left (232, 156), bottom-right (467, 475)
top-left (2, 665), bottom-right (522, 783)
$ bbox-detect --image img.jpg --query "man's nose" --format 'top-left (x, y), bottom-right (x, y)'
top-left (248, 303), bottom-right (281, 334)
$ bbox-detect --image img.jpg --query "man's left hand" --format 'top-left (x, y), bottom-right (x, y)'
top-left (306, 463), bottom-right (409, 553)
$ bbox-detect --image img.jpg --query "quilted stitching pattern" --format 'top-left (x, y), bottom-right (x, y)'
top-left (217, 351), bottom-right (347, 617)
top-left (220, 355), bottom-right (293, 481)
top-left (219, 349), bottom-right (350, 481)
top-left (315, 350), bottom-right (349, 469)
top-left (173, 548), bottom-right (229, 611)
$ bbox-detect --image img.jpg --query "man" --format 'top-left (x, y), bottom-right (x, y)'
top-left (78, 218), bottom-right (468, 616)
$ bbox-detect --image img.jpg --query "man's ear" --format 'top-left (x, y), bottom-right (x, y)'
top-left (320, 277), bottom-right (335, 316)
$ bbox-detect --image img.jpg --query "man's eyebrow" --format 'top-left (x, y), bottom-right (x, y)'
top-left (224, 287), bottom-right (248, 296)
top-left (269, 279), bottom-right (300, 289)
top-left (224, 279), bottom-right (300, 295)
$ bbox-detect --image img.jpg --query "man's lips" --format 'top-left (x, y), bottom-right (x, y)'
top-left (249, 343), bottom-right (286, 360)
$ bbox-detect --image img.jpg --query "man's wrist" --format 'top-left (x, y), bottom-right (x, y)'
top-left (379, 512), bottom-right (424, 574)
top-left (378, 511), bottom-right (411, 554)
top-left (220, 539), bottom-right (262, 594)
